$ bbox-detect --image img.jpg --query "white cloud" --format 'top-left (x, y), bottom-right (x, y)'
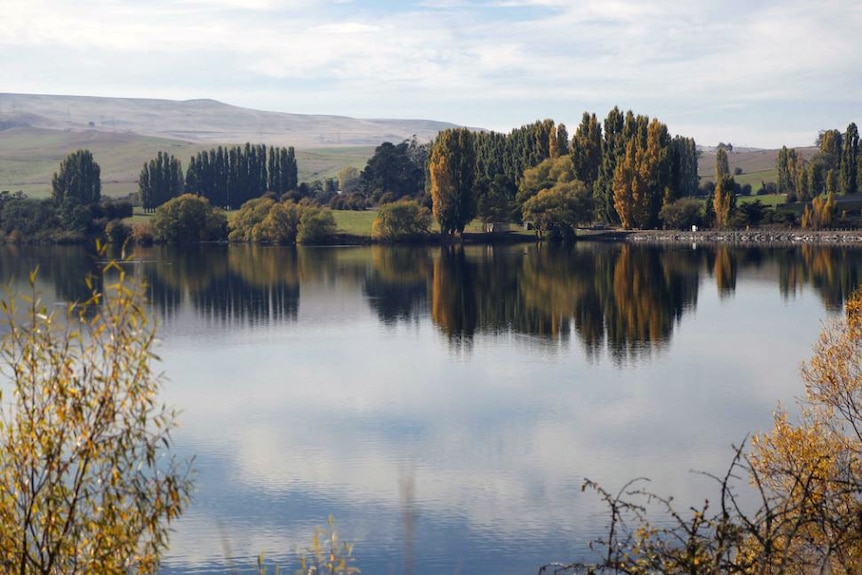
top-left (1, 0), bottom-right (861, 146)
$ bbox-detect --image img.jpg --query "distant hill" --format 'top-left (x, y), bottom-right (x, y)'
top-left (0, 93), bottom-right (462, 197)
top-left (0, 93), bottom-right (459, 148)
top-left (696, 146), bottom-right (817, 191)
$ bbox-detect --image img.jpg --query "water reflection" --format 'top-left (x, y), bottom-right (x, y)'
top-left (1, 242), bottom-right (862, 574)
top-left (2, 243), bottom-right (862, 359)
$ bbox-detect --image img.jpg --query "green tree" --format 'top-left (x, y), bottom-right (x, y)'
top-left (593, 107), bottom-right (626, 224)
top-left (152, 193), bottom-right (228, 243)
top-left (51, 149), bottom-right (101, 205)
top-left (516, 156), bottom-right (576, 207)
top-left (0, 261), bottom-right (192, 574)
top-left (777, 146), bottom-right (795, 195)
top-left (476, 175), bottom-right (515, 231)
top-left (659, 198), bottom-right (702, 230)
top-left (521, 180), bottom-right (592, 241)
top-left (667, 136), bottom-right (698, 199)
top-left (256, 201), bottom-right (301, 244)
top-left (372, 199), bottom-right (432, 241)
top-left (360, 141), bottom-right (425, 202)
top-left (140, 152), bottom-right (184, 213)
top-left (297, 205), bottom-right (337, 244)
top-left (714, 146), bottom-right (730, 182)
top-left (571, 112), bottom-right (602, 187)
top-left (840, 122), bottom-right (858, 194)
top-left (336, 166), bottom-right (361, 194)
top-left (429, 128), bottom-right (476, 236)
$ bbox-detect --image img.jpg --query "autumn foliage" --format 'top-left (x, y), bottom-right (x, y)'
top-left (551, 287), bottom-right (862, 574)
top-left (0, 257), bottom-right (192, 574)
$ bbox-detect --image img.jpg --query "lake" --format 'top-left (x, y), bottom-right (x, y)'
top-left (2, 241), bottom-right (860, 574)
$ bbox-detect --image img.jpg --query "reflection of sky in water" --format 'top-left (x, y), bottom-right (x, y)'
top-left (152, 260), bottom-right (832, 575)
top-left (0, 244), bottom-right (841, 574)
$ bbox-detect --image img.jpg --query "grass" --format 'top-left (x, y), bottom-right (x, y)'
top-left (738, 193), bottom-right (786, 207)
top-left (333, 210), bottom-right (377, 236)
top-left (0, 128), bottom-right (375, 199)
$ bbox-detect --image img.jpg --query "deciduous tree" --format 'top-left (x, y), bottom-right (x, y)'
top-left (51, 149), bottom-right (101, 205)
top-left (0, 260), bottom-right (192, 574)
top-left (429, 128), bottom-right (476, 236)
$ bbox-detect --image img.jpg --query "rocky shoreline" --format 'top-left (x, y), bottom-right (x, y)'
top-left (624, 229), bottom-right (862, 244)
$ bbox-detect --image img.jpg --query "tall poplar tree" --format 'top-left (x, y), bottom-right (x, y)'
top-left (713, 148), bottom-right (735, 228)
top-left (571, 112), bottom-right (602, 188)
top-left (594, 107), bottom-right (625, 224)
top-left (841, 122), bottom-right (859, 194)
top-left (140, 151), bottom-right (184, 212)
top-left (429, 128), bottom-right (476, 236)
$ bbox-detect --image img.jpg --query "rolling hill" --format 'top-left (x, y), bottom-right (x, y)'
top-left (0, 93), bottom-right (459, 197)
top-left (1, 93), bottom-right (807, 199)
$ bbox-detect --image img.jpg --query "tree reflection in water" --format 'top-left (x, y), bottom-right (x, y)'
top-left (3, 242), bottom-right (862, 360)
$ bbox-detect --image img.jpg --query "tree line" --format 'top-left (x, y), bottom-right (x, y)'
top-left (141, 144), bottom-right (298, 212)
top-left (777, 123), bottom-right (860, 202)
top-left (424, 109), bottom-right (699, 237)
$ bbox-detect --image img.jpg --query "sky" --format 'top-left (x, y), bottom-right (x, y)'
top-left (2, 0), bottom-right (861, 149)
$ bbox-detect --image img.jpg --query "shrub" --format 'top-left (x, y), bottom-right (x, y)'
top-left (152, 194), bottom-right (227, 243)
top-left (130, 221), bottom-right (154, 245)
top-left (659, 198), bottom-right (702, 230)
top-left (298, 206), bottom-right (337, 244)
top-left (0, 260), bottom-right (192, 573)
top-left (372, 199), bottom-right (431, 241)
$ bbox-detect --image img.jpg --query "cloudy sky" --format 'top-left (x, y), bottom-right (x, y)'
top-left (3, 0), bottom-right (860, 148)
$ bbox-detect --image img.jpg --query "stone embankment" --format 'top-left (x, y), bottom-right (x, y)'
top-left (627, 230), bottom-right (862, 244)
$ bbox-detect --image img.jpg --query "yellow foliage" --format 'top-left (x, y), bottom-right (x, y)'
top-left (0, 255), bottom-right (192, 574)
top-left (295, 516), bottom-right (359, 575)
top-left (750, 286), bottom-right (862, 573)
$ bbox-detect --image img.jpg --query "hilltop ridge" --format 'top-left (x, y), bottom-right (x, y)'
top-left (0, 93), bottom-right (459, 148)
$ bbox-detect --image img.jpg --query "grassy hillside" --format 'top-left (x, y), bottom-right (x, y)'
top-left (0, 93), bottom-right (456, 148)
top-left (697, 146), bottom-right (818, 190)
top-left (0, 127), bottom-right (375, 198)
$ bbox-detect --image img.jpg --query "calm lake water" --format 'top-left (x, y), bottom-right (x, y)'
top-left (3, 241), bottom-right (861, 574)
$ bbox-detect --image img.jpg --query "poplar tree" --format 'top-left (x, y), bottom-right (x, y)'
top-left (571, 112), bottom-right (602, 188)
top-left (139, 152), bottom-right (184, 212)
top-left (713, 148), bottom-right (735, 228)
top-left (51, 149), bottom-right (101, 205)
top-left (840, 122), bottom-right (858, 194)
top-left (429, 128), bottom-right (476, 236)
top-left (594, 107), bottom-right (625, 224)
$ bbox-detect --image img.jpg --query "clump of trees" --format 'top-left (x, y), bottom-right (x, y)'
top-left (779, 123), bottom-right (861, 201)
top-left (358, 139), bottom-right (427, 204)
top-left (426, 109), bottom-right (699, 237)
top-left (1, 150), bottom-right (132, 243)
top-left (228, 196), bottom-right (336, 245)
top-left (151, 193), bottom-right (228, 243)
top-left (0, 259), bottom-right (193, 573)
top-left (138, 144), bottom-right (300, 213)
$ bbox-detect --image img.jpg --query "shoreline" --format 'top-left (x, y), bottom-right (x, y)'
top-left (621, 229), bottom-right (862, 245)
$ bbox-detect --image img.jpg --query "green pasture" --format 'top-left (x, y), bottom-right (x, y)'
top-left (0, 128), bottom-right (375, 199)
